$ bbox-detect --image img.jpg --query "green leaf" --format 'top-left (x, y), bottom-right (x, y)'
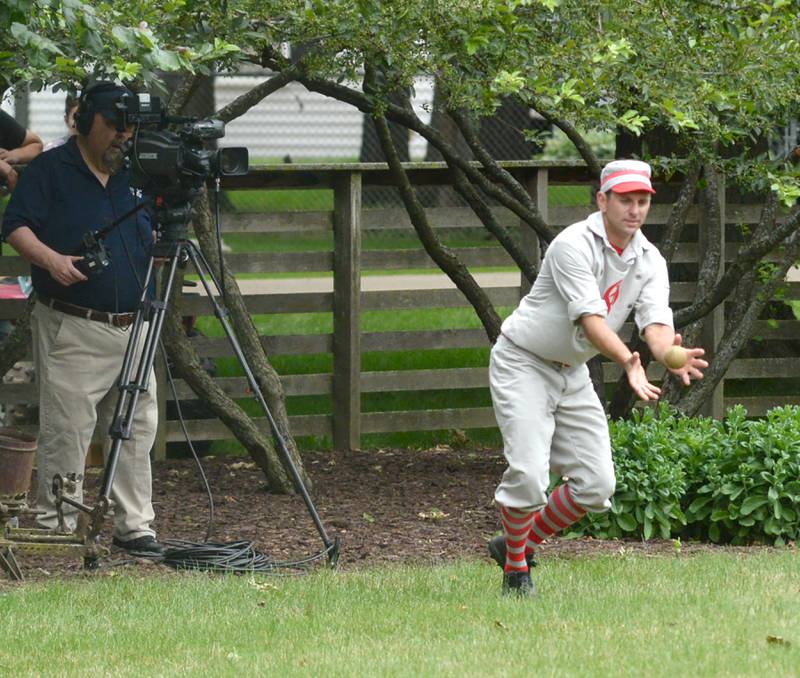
top-left (710, 509), bottom-right (729, 522)
top-left (616, 513), bottom-right (637, 532)
top-left (740, 495), bottom-right (769, 515)
top-left (111, 25), bottom-right (138, 51)
top-left (688, 495), bottom-right (713, 512)
top-left (152, 48), bottom-right (182, 71)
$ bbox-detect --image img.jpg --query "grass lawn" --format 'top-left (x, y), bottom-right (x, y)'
top-left (1, 551), bottom-right (797, 676)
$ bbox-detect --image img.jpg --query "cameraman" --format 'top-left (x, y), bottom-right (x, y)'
top-left (1, 81), bottom-right (164, 556)
top-left (0, 108), bottom-right (43, 191)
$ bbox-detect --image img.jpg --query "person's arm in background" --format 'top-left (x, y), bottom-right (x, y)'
top-left (0, 157), bottom-right (19, 191)
top-left (2, 150), bottom-right (86, 285)
top-left (0, 110), bottom-right (43, 190)
top-left (0, 128), bottom-right (44, 165)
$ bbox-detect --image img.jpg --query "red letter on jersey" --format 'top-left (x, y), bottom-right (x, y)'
top-left (603, 281), bottom-right (622, 313)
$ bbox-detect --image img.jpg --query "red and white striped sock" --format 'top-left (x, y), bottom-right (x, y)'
top-left (525, 483), bottom-right (587, 556)
top-left (500, 505), bottom-right (536, 573)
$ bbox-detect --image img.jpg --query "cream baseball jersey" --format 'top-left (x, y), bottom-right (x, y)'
top-left (501, 211), bottom-right (673, 366)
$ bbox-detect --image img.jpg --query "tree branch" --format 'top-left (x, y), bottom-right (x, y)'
top-left (214, 68), bottom-right (298, 123)
top-left (451, 167), bottom-right (539, 285)
top-left (167, 73), bottom-right (200, 115)
top-left (675, 230), bottom-right (800, 416)
top-left (693, 169), bottom-right (723, 302)
top-left (674, 204), bottom-right (800, 326)
top-left (530, 104), bottom-right (602, 179)
top-left (657, 158), bottom-right (701, 264)
top-left (448, 107), bottom-right (555, 241)
top-left (260, 54), bottom-right (557, 242)
top-left (367, 64), bottom-right (502, 342)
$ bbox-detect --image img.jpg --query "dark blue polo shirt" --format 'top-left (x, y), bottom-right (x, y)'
top-left (1, 137), bottom-right (154, 313)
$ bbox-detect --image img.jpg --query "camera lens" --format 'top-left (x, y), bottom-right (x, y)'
top-left (217, 148), bottom-right (249, 176)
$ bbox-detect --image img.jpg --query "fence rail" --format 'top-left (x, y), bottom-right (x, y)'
top-left (2, 161), bottom-right (798, 455)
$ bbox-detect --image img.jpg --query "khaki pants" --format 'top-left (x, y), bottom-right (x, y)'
top-left (32, 302), bottom-right (158, 540)
top-left (490, 334), bottom-right (616, 512)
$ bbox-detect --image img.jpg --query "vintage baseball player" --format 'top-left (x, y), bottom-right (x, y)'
top-left (488, 159), bottom-right (707, 596)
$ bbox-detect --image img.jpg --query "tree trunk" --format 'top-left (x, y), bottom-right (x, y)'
top-left (160, 286), bottom-right (294, 492)
top-left (367, 65), bottom-right (502, 341)
top-left (421, 83), bottom-right (470, 208)
top-left (166, 72), bottom-right (308, 489)
top-left (359, 86), bottom-right (410, 207)
top-left (161, 190), bottom-right (310, 491)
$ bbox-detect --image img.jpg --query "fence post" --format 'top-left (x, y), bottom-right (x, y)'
top-left (519, 168), bottom-right (546, 299)
top-left (698, 170), bottom-right (726, 419)
top-left (333, 171), bottom-right (362, 451)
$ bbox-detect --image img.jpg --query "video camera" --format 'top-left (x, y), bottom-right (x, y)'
top-left (75, 90), bottom-right (249, 272)
top-left (117, 92), bottom-right (249, 197)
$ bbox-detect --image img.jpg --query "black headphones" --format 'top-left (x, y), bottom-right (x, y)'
top-left (74, 81), bottom-right (125, 136)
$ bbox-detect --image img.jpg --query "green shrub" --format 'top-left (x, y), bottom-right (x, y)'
top-left (565, 404), bottom-right (800, 546)
top-left (683, 405), bottom-right (800, 545)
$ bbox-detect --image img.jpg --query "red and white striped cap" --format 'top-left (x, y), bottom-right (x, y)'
top-left (600, 159), bottom-right (655, 194)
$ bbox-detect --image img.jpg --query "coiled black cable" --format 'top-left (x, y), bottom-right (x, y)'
top-left (161, 538), bottom-right (336, 573)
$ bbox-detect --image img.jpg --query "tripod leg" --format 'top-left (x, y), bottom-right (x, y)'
top-left (98, 253), bottom-right (182, 503)
top-left (184, 241), bottom-right (337, 554)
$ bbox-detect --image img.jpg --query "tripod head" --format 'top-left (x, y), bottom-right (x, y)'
top-left (151, 189), bottom-right (203, 248)
top-left (74, 182), bottom-right (204, 272)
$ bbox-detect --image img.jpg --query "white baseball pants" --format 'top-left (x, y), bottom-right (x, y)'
top-left (490, 334), bottom-right (616, 512)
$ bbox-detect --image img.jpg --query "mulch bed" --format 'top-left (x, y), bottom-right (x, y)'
top-left (3, 446), bottom-right (778, 584)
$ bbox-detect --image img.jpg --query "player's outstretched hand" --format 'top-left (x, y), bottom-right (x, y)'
top-left (667, 333), bottom-right (708, 386)
top-left (624, 351), bottom-right (661, 401)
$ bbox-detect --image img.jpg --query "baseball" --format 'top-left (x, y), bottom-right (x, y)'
top-left (664, 346), bottom-right (688, 369)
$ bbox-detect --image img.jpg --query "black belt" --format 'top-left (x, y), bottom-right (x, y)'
top-left (37, 294), bottom-right (136, 328)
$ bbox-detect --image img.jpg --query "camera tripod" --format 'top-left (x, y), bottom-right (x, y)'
top-left (62, 215), bottom-right (340, 569)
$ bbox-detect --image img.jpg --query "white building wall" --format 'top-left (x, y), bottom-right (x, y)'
top-left (28, 89), bottom-right (70, 144)
top-left (22, 77), bottom-right (435, 161)
top-left (215, 75), bottom-right (434, 161)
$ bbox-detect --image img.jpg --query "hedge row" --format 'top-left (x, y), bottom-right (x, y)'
top-left (566, 404), bottom-right (800, 546)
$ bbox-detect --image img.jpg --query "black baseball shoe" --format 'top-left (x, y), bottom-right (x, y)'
top-left (112, 535), bottom-right (166, 557)
top-left (488, 534), bottom-right (536, 570)
top-left (502, 569), bottom-right (536, 597)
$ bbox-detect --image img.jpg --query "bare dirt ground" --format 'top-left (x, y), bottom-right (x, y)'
top-left (3, 446), bottom-right (778, 585)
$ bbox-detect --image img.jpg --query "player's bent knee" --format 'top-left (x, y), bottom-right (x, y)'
top-left (570, 472), bottom-right (616, 513)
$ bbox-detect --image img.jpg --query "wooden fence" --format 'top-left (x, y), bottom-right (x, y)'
top-left (1, 161), bottom-right (799, 456)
